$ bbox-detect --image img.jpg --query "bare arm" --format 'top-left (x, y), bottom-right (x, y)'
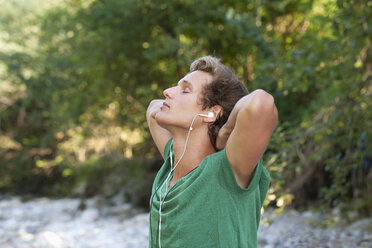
top-left (146, 99), bottom-right (172, 159)
top-left (216, 89), bottom-right (278, 188)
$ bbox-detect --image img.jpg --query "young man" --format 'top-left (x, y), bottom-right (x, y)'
top-left (147, 56), bottom-right (278, 247)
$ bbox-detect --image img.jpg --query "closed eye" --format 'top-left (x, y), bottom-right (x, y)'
top-left (177, 80), bottom-right (193, 93)
top-left (182, 88), bottom-right (191, 93)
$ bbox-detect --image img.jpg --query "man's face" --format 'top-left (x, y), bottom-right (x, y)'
top-left (155, 70), bottom-right (212, 131)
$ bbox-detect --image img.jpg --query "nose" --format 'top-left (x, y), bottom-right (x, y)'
top-left (163, 86), bottom-right (174, 99)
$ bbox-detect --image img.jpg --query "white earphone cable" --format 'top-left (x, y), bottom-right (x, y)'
top-left (157, 113), bottom-right (203, 248)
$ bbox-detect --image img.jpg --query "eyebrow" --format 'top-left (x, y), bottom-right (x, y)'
top-left (177, 80), bottom-right (194, 89)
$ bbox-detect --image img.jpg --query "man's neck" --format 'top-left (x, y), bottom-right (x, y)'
top-left (169, 128), bottom-right (215, 186)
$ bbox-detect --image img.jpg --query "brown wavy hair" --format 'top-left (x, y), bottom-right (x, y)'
top-left (190, 56), bottom-right (249, 151)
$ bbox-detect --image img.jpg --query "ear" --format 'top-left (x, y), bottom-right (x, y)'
top-left (203, 105), bottom-right (223, 123)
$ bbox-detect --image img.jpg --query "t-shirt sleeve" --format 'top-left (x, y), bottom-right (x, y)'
top-left (152, 137), bottom-right (173, 193)
top-left (218, 147), bottom-right (264, 194)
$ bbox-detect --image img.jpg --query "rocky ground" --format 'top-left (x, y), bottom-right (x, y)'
top-left (258, 208), bottom-right (372, 248)
top-left (0, 195), bottom-right (371, 248)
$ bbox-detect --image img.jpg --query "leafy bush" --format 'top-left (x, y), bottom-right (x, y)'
top-left (0, 0), bottom-right (370, 214)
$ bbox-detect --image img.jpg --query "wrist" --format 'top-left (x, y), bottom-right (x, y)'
top-left (218, 125), bottom-right (231, 140)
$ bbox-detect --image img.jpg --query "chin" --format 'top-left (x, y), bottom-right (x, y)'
top-left (155, 112), bottom-right (171, 128)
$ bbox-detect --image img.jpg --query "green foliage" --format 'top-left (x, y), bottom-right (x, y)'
top-left (0, 0), bottom-right (371, 212)
top-left (256, 0), bottom-right (371, 212)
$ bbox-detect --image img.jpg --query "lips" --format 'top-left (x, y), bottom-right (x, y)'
top-left (162, 102), bottom-right (170, 108)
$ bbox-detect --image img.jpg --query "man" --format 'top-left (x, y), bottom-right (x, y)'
top-left (147, 56), bottom-right (278, 247)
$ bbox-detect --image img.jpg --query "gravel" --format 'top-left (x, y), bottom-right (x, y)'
top-left (258, 208), bottom-right (372, 248)
top-left (0, 195), bottom-right (371, 248)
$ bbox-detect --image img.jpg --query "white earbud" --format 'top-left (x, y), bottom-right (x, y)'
top-left (190, 112), bottom-right (214, 131)
top-left (198, 112), bottom-right (214, 118)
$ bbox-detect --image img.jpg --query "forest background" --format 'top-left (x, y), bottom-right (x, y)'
top-left (0, 0), bottom-right (371, 221)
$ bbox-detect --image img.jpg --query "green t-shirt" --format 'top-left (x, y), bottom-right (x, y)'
top-left (149, 138), bottom-right (270, 248)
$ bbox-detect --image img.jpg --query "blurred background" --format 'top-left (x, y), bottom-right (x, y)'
top-left (0, 0), bottom-right (371, 236)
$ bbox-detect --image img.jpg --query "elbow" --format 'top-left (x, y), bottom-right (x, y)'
top-left (147, 99), bottom-right (163, 120)
top-left (147, 99), bottom-right (160, 113)
top-left (146, 100), bottom-right (156, 120)
top-left (251, 90), bottom-right (276, 113)
top-left (243, 90), bottom-right (278, 126)
top-left (147, 99), bottom-right (159, 110)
